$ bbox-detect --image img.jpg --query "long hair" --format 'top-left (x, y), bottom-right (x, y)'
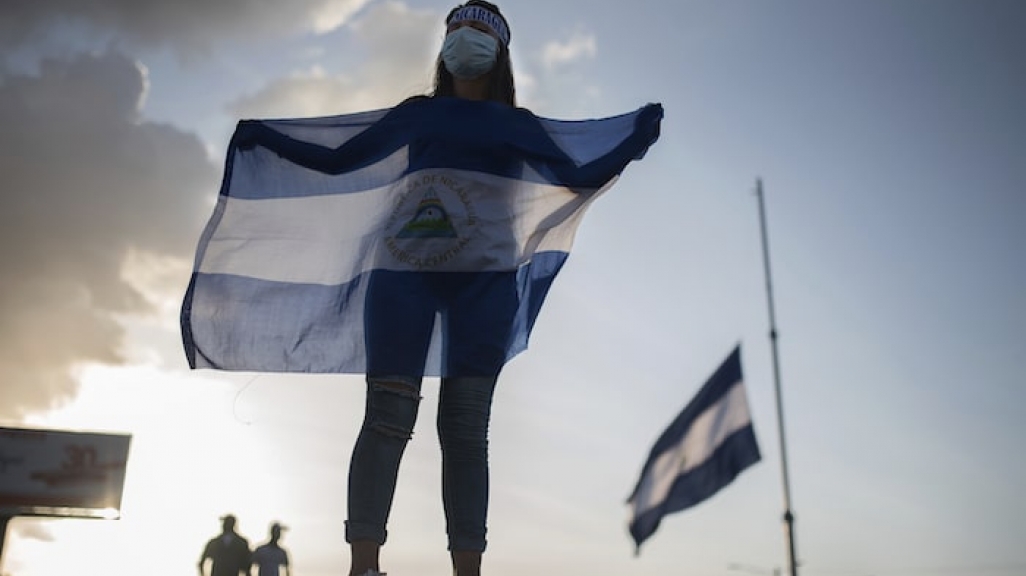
top-left (432, 1), bottom-right (516, 106)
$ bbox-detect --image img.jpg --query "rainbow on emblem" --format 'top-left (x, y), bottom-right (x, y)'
top-left (397, 189), bottom-right (458, 238)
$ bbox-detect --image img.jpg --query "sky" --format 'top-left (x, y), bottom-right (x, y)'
top-left (1, 0), bottom-right (1024, 575)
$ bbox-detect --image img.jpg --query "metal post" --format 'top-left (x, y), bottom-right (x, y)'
top-left (0, 515), bottom-right (10, 569)
top-left (755, 178), bottom-right (799, 576)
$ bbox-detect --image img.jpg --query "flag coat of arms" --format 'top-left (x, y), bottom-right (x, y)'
top-left (627, 345), bottom-right (761, 552)
top-left (181, 97), bottom-right (662, 376)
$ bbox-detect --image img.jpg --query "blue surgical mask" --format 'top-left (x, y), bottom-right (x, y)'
top-left (441, 27), bottom-right (498, 79)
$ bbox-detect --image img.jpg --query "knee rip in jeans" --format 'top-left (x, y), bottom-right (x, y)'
top-left (368, 379), bottom-right (421, 440)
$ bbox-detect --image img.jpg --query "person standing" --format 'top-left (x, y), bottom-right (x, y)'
top-left (199, 514), bottom-right (253, 576)
top-left (226, 2), bottom-right (661, 575)
top-left (252, 522), bottom-right (291, 576)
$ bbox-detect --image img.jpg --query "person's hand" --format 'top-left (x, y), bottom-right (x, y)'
top-left (634, 103), bottom-right (663, 145)
top-left (232, 120), bottom-right (264, 151)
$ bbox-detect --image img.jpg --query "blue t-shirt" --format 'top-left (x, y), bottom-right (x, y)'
top-left (252, 542), bottom-right (289, 576)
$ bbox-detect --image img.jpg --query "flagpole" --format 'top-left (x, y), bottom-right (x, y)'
top-left (0, 515), bottom-right (9, 568)
top-left (755, 177), bottom-right (799, 576)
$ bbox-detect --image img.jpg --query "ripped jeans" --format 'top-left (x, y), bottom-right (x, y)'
top-left (344, 270), bottom-right (516, 552)
top-left (345, 375), bottom-right (498, 551)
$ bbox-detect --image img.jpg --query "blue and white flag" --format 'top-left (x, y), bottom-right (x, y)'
top-left (181, 97), bottom-right (661, 376)
top-left (627, 345), bottom-right (761, 552)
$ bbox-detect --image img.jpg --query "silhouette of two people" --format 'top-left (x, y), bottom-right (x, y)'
top-left (199, 514), bottom-right (290, 576)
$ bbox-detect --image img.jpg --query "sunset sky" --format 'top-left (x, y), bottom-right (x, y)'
top-left (1, 1), bottom-right (1024, 575)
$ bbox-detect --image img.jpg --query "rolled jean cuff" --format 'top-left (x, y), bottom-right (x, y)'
top-left (345, 520), bottom-right (387, 545)
top-left (448, 531), bottom-right (487, 552)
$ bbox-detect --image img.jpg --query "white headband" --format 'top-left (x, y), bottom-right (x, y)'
top-left (448, 5), bottom-right (510, 46)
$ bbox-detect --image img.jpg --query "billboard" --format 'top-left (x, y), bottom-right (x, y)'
top-left (0, 427), bottom-right (131, 518)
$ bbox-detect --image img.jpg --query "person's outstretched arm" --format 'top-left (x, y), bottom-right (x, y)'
top-left (517, 103), bottom-right (663, 191)
top-left (231, 100), bottom-right (424, 175)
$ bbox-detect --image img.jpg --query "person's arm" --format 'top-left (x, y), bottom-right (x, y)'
top-left (284, 550), bottom-right (291, 576)
top-left (198, 542), bottom-right (210, 576)
top-left (250, 546), bottom-right (264, 576)
top-left (244, 544), bottom-right (254, 576)
top-left (517, 103), bottom-right (663, 191)
top-left (232, 100), bottom-right (421, 175)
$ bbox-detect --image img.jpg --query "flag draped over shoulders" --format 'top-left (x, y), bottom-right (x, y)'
top-left (181, 96), bottom-right (662, 375)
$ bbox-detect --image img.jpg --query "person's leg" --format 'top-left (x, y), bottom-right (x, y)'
top-left (346, 376), bottom-right (423, 575)
top-left (436, 272), bottom-right (517, 575)
top-left (349, 540), bottom-right (382, 576)
top-left (348, 271), bottom-right (435, 576)
top-left (438, 376), bottom-right (497, 576)
top-left (451, 549), bottom-right (483, 576)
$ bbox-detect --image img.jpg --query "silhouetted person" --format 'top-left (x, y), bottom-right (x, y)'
top-left (199, 514), bottom-right (252, 576)
top-left (252, 522), bottom-right (291, 576)
top-left (231, 3), bottom-right (660, 575)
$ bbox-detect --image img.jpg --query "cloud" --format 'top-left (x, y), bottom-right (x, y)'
top-left (230, 67), bottom-right (368, 119)
top-left (0, 0), bottom-right (371, 55)
top-left (0, 1), bottom-right (608, 422)
top-left (227, 5), bottom-right (606, 119)
top-left (310, 0), bottom-right (371, 34)
top-left (520, 30), bottom-right (601, 116)
top-left (228, 1), bottom-right (440, 118)
top-left (0, 50), bottom-right (218, 419)
top-left (541, 31), bottom-right (597, 69)
top-left (12, 520), bottom-right (55, 542)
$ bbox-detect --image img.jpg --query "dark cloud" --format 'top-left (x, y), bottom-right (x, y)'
top-left (0, 0), bottom-right (369, 54)
top-left (0, 50), bottom-right (218, 418)
top-left (0, 1), bottom-right (454, 421)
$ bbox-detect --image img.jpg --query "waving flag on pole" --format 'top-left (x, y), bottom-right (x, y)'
top-left (181, 97), bottom-right (661, 376)
top-left (627, 345), bottom-right (761, 553)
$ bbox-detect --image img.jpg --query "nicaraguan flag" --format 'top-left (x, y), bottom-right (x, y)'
top-left (181, 97), bottom-right (661, 376)
top-left (627, 345), bottom-right (761, 552)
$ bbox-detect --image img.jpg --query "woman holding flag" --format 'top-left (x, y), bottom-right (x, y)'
top-left (218, 2), bottom-right (661, 575)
